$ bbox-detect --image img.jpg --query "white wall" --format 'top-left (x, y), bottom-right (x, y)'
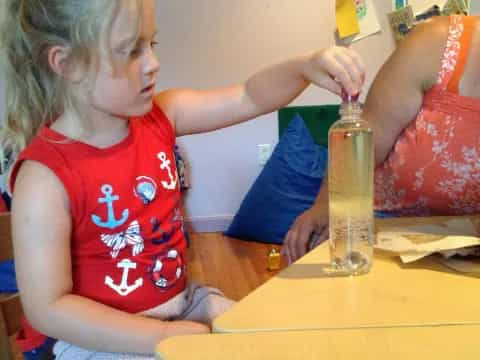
top-left (155, 0), bottom-right (395, 231)
top-left (472, 0), bottom-right (480, 14)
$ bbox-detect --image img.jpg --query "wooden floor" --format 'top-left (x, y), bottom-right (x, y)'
top-left (187, 232), bottom-right (287, 300)
top-left (9, 232), bottom-right (287, 358)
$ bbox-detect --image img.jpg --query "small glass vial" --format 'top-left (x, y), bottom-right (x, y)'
top-left (327, 92), bottom-right (374, 275)
top-left (267, 248), bottom-right (281, 271)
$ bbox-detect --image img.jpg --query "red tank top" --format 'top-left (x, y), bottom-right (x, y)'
top-left (375, 16), bottom-right (480, 216)
top-left (11, 103), bottom-right (187, 313)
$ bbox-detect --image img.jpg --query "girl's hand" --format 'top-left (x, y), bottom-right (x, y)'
top-left (302, 46), bottom-right (366, 96)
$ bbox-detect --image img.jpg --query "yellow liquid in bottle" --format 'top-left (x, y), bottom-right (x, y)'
top-left (328, 109), bottom-right (374, 275)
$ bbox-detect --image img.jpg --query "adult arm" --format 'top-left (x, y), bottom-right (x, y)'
top-left (281, 17), bottom-right (449, 262)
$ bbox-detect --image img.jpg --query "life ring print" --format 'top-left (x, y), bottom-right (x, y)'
top-left (150, 249), bottom-right (185, 290)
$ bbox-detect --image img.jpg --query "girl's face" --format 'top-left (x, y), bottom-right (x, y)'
top-left (89, 0), bottom-right (160, 118)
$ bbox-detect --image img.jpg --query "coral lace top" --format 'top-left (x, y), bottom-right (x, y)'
top-left (375, 16), bottom-right (480, 216)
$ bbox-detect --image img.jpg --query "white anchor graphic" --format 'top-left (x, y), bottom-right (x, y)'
top-left (158, 152), bottom-right (177, 190)
top-left (105, 259), bottom-right (143, 296)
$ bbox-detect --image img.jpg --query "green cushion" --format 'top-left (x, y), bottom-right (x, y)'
top-left (278, 105), bottom-right (340, 147)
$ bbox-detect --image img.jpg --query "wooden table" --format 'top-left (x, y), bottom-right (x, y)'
top-left (156, 324), bottom-right (480, 359)
top-left (213, 216), bottom-right (480, 333)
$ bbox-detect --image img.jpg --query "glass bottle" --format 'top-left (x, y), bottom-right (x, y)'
top-left (328, 92), bottom-right (374, 275)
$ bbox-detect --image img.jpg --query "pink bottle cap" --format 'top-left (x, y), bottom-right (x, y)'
top-left (341, 88), bottom-right (360, 103)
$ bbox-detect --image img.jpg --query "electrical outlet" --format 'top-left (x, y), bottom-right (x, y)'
top-left (257, 144), bottom-right (273, 166)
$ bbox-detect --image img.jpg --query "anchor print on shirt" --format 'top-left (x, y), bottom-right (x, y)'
top-left (150, 207), bottom-right (184, 245)
top-left (158, 152), bottom-right (178, 190)
top-left (91, 184), bottom-right (129, 229)
top-left (101, 220), bottom-right (145, 258)
top-left (105, 259), bottom-right (143, 296)
top-left (151, 217), bottom-right (175, 245)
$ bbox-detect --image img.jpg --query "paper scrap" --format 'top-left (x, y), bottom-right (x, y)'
top-left (393, 0), bottom-right (408, 10)
top-left (376, 218), bottom-right (480, 264)
top-left (349, 0), bottom-right (382, 42)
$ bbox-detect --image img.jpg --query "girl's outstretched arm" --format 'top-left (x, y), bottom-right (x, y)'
top-left (156, 46), bottom-right (365, 136)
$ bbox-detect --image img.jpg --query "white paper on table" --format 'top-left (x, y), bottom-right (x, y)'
top-left (376, 217), bottom-right (480, 271)
top-left (400, 251), bottom-right (434, 263)
top-left (376, 218), bottom-right (480, 255)
top-left (399, 246), bottom-right (480, 263)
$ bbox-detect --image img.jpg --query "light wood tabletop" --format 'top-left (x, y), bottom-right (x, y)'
top-left (213, 216), bottom-right (480, 333)
top-left (156, 324), bottom-right (480, 360)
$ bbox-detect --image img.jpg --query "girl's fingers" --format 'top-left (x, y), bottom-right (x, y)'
top-left (318, 56), bottom-right (355, 94)
top-left (334, 51), bottom-right (363, 93)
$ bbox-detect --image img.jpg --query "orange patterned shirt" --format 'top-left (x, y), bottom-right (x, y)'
top-left (375, 16), bottom-right (480, 216)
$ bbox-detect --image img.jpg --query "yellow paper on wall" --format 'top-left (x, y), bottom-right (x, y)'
top-left (336, 0), bottom-right (360, 38)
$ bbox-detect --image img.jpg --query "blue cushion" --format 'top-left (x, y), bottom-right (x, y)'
top-left (0, 259), bottom-right (17, 293)
top-left (225, 113), bottom-right (327, 244)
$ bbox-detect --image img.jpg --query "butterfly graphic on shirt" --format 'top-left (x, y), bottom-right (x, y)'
top-left (101, 220), bottom-right (145, 258)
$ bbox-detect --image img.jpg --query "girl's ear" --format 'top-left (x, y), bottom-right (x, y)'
top-left (48, 45), bottom-right (70, 76)
top-left (48, 46), bottom-right (83, 82)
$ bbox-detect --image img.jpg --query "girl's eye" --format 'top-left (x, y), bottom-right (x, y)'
top-left (129, 47), bottom-right (142, 57)
top-left (128, 41), bottom-right (157, 58)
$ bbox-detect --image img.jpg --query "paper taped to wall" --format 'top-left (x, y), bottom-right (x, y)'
top-left (393, 0), bottom-right (408, 10)
top-left (350, 0), bottom-right (381, 42)
top-left (336, 0), bottom-right (360, 38)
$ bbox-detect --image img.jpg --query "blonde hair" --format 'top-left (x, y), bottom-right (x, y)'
top-left (0, 0), bottom-right (141, 183)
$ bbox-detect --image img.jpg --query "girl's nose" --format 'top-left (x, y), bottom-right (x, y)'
top-left (144, 47), bottom-right (160, 75)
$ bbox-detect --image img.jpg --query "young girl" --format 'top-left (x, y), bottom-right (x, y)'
top-left (1, 0), bottom-right (365, 358)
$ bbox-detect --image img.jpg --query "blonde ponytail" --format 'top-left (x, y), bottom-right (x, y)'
top-left (0, 0), bottom-right (131, 185)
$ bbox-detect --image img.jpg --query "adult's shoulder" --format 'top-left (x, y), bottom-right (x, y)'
top-left (398, 16), bottom-right (450, 58)
top-left (385, 16), bottom-right (451, 90)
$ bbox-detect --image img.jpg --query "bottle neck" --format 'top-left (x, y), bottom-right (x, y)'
top-left (339, 102), bottom-right (362, 122)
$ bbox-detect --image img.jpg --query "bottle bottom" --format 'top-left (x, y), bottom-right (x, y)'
top-left (331, 251), bottom-right (372, 275)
